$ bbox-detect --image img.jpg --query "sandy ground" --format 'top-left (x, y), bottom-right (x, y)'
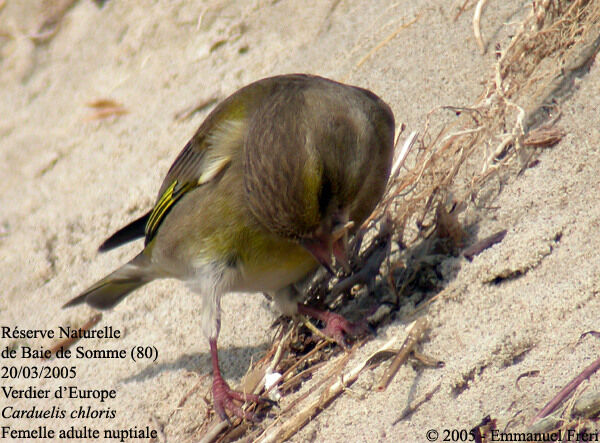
top-left (1, 0), bottom-right (600, 442)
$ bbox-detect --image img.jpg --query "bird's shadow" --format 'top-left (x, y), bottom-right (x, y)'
top-left (120, 343), bottom-right (269, 384)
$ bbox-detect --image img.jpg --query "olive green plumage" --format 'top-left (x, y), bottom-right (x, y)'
top-left (64, 74), bottom-right (395, 327)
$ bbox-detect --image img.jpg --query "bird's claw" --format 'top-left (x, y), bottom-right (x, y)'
top-left (298, 304), bottom-right (370, 350)
top-left (212, 374), bottom-right (272, 423)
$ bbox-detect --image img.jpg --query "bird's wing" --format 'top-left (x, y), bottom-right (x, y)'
top-left (98, 210), bottom-right (152, 252)
top-left (144, 102), bottom-right (248, 245)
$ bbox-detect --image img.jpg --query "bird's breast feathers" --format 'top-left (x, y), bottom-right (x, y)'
top-left (231, 241), bottom-right (317, 292)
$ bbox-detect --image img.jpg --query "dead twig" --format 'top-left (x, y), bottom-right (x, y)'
top-left (463, 229), bottom-right (507, 261)
top-left (376, 317), bottom-right (429, 391)
top-left (199, 421), bottom-right (228, 443)
top-left (355, 14), bottom-right (421, 69)
top-left (522, 126), bottom-right (565, 148)
top-left (473, 0), bottom-right (488, 54)
top-left (258, 336), bottom-right (399, 443)
top-left (530, 355), bottom-right (600, 425)
top-left (278, 339), bottom-right (329, 386)
top-left (278, 360), bottom-right (328, 394)
top-left (515, 370), bottom-right (540, 391)
top-left (411, 351), bottom-right (444, 368)
top-left (453, 0), bottom-right (471, 22)
top-left (389, 131), bottom-right (418, 183)
top-left (331, 238), bottom-right (389, 297)
top-left (85, 99), bottom-right (128, 121)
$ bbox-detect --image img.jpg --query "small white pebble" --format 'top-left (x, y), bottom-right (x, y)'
top-left (264, 371), bottom-right (282, 401)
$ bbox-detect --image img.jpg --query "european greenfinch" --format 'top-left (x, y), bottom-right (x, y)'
top-left (64, 74), bottom-right (395, 421)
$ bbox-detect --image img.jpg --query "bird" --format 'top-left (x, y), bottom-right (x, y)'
top-left (63, 73), bottom-right (395, 422)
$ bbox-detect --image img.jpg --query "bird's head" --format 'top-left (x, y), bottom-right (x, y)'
top-left (242, 75), bottom-right (395, 273)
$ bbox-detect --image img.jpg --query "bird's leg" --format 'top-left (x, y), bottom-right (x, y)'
top-left (296, 304), bottom-right (369, 349)
top-left (209, 338), bottom-right (265, 422)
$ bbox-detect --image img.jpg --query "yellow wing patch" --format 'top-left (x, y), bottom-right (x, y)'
top-left (144, 118), bottom-right (243, 243)
top-left (145, 180), bottom-right (194, 243)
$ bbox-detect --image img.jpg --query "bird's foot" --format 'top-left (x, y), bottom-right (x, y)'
top-left (297, 304), bottom-right (369, 350)
top-left (321, 311), bottom-right (368, 348)
top-left (212, 374), bottom-right (274, 423)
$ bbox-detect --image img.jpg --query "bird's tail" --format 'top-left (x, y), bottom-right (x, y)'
top-left (63, 253), bottom-right (155, 310)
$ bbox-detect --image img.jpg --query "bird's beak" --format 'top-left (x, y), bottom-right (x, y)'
top-left (332, 221), bottom-right (353, 273)
top-left (301, 221), bottom-right (354, 275)
top-left (301, 235), bottom-right (336, 275)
